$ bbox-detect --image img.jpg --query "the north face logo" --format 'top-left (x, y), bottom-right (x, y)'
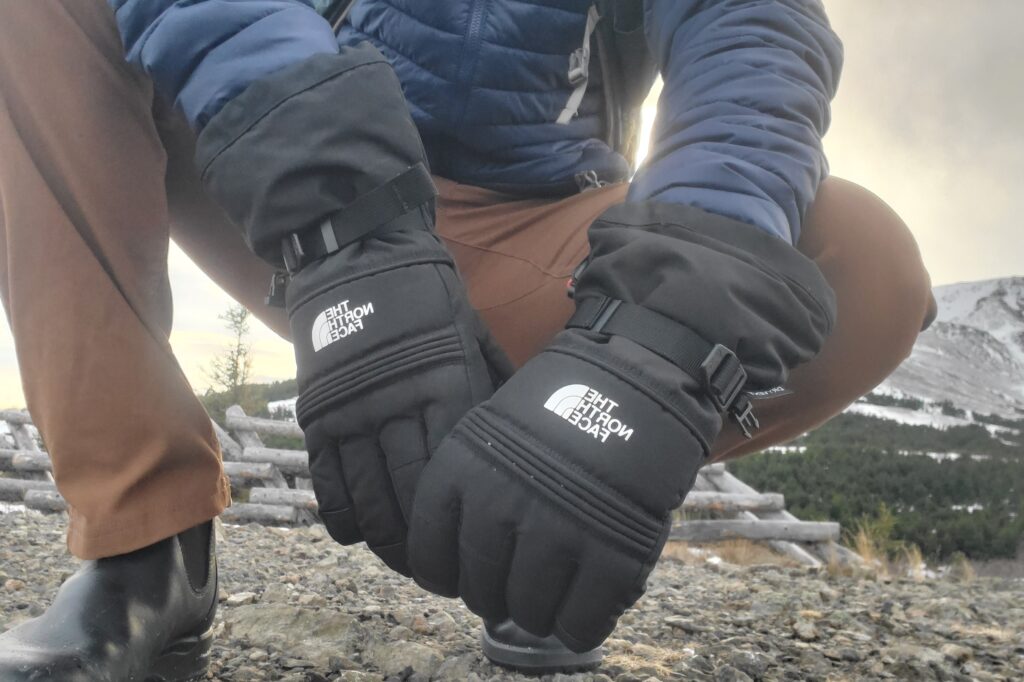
top-left (311, 299), bottom-right (375, 352)
top-left (543, 384), bottom-right (634, 443)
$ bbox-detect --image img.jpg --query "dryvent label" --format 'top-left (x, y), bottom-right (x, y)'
top-left (543, 384), bottom-right (634, 443)
top-left (311, 299), bottom-right (375, 352)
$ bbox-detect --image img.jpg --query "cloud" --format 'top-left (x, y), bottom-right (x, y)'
top-left (822, 0), bottom-right (1024, 285)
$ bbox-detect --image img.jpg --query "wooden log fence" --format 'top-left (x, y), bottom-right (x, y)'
top-left (0, 406), bottom-right (856, 566)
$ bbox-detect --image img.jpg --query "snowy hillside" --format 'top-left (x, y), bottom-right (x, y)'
top-left (856, 276), bottom-right (1024, 421)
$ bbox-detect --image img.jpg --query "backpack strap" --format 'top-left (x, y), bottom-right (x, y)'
top-left (593, 0), bottom-right (658, 161)
top-left (556, 4), bottom-right (603, 125)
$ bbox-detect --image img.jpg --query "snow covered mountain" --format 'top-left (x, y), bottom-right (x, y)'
top-left (853, 276), bottom-right (1024, 422)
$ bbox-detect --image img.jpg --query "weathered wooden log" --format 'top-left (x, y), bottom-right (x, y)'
top-left (0, 477), bottom-right (56, 501)
top-left (24, 489), bottom-right (67, 512)
top-left (0, 449), bottom-right (21, 470)
top-left (225, 409), bottom-right (302, 440)
top-left (212, 421), bottom-right (243, 461)
top-left (706, 466), bottom-right (822, 566)
top-left (241, 447), bottom-right (309, 475)
top-left (249, 487), bottom-right (317, 511)
top-left (681, 491), bottom-right (785, 513)
top-left (11, 451), bottom-right (52, 472)
top-left (711, 467), bottom-right (862, 566)
top-left (222, 461), bottom-right (276, 483)
top-left (221, 503), bottom-right (296, 525)
top-left (671, 520), bottom-right (840, 543)
top-left (7, 419), bottom-right (56, 485)
top-left (226, 406), bottom-right (317, 525)
top-left (0, 410), bottom-right (33, 425)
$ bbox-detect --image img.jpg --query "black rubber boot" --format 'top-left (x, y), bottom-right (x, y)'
top-left (0, 521), bottom-right (217, 682)
top-left (482, 620), bottom-right (604, 675)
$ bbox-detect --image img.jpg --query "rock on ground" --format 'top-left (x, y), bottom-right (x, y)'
top-left (1, 510), bottom-right (1022, 681)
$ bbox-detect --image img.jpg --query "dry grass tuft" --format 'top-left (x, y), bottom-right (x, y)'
top-left (948, 551), bottom-right (976, 583)
top-left (899, 544), bottom-right (927, 582)
top-left (605, 641), bottom-right (688, 679)
top-left (661, 539), bottom-right (794, 567)
top-left (715, 539), bottom-right (795, 567)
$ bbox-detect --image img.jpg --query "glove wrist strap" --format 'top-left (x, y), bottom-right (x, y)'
top-left (567, 296), bottom-right (760, 438)
top-left (281, 163), bottom-right (437, 274)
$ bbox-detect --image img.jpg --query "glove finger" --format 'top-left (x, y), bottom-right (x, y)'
top-left (552, 552), bottom-right (643, 653)
top-left (343, 434), bottom-right (409, 574)
top-left (505, 523), bottom-right (579, 637)
top-left (473, 312), bottom-right (516, 385)
top-left (378, 415), bottom-right (429, 521)
top-left (422, 399), bottom-right (465, 453)
top-left (456, 510), bottom-right (516, 624)
top-left (408, 454), bottom-right (463, 597)
top-left (308, 439), bottom-right (362, 546)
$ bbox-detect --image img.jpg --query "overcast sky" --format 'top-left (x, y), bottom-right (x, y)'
top-left (1, 0), bottom-right (1020, 407)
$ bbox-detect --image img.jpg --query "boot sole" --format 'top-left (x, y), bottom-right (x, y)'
top-left (481, 628), bottom-right (603, 675)
top-left (144, 627), bottom-right (214, 682)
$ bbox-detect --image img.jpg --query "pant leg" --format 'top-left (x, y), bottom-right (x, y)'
top-left (709, 177), bottom-right (936, 461)
top-left (157, 108), bottom-right (292, 340)
top-left (435, 176), bottom-right (936, 459)
top-left (0, 0), bottom-right (230, 559)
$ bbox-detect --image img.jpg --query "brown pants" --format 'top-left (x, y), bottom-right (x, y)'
top-left (0, 0), bottom-right (935, 559)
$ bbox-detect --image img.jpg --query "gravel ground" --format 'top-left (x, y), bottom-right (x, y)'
top-left (1, 509), bottom-right (1022, 681)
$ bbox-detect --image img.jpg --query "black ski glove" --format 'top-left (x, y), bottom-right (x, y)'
top-left (195, 44), bottom-right (511, 573)
top-left (407, 202), bottom-right (836, 651)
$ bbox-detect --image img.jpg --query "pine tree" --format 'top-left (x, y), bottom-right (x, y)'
top-left (207, 304), bottom-right (253, 406)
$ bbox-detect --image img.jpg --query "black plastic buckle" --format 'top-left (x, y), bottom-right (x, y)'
top-left (730, 395), bottom-right (760, 440)
top-left (281, 233), bottom-right (305, 275)
top-left (699, 344), bottom-right (747, 412)
top-left (566, 258), bottom-right (590, 299)
top-left (265, 271), bottom-right (288, 308)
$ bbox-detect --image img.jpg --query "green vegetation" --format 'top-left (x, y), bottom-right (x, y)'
top-left (797, 413), bottom-right (1024, 457)
top-left (861, 391), bottom-right (925, 411)
top-left (730, 419), bottom-right (1024, 559)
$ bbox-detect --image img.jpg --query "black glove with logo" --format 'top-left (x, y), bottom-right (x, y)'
top-left (196, 44), bottom-right (511, 573)
top-left (408, 202), bottom-right (836, 650)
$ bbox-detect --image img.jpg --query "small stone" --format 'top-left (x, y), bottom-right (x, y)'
top-left (823, 647), bottom-right (862, 662)
top-left (389, 625), bottom-right (415, 640)
top-left (725, 650), bottom-right (770, 679)
top-left (261, 583), bottom-right (292, 603)
top-left (3, 579), bottom-right (26, 592)
top-left (410, 614), bottom-right (431, 634)
top-left (225, 591), bottom-right (257, 607)
top-left (792, 620), bottom-right (818, 641)
top-left (337, 672), bottom-right (379, 682)
top-left (939, 643), bottom-right (972, 663)
top-left (297, 593), bottom-right (326, 607)
top-left (247, 649), bottom-right (269, 662)
top-left (366, 641), bottom-right (444, 677)
top-left (664, 615), bottom-right (708, 633)
top-left (436, 654), bottom-right (477, 681)
top-left (714, 665), bottom-right (754, 682)
top-left (427, 611), bottom-right (458, 637)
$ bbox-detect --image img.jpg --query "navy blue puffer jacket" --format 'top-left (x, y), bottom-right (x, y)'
top-left (108, 0), bottom-right (842, 243)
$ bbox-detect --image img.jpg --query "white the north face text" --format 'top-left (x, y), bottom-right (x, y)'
top-left (312, 299), bottom-right (375, 352)
top-left (543, 384), bottom-right (634, 443)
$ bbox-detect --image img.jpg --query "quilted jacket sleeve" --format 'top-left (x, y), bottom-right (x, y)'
top-left (627, 0), bottom-right (843, 243)
top-left (108, 0), bottom-right (339, 129)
